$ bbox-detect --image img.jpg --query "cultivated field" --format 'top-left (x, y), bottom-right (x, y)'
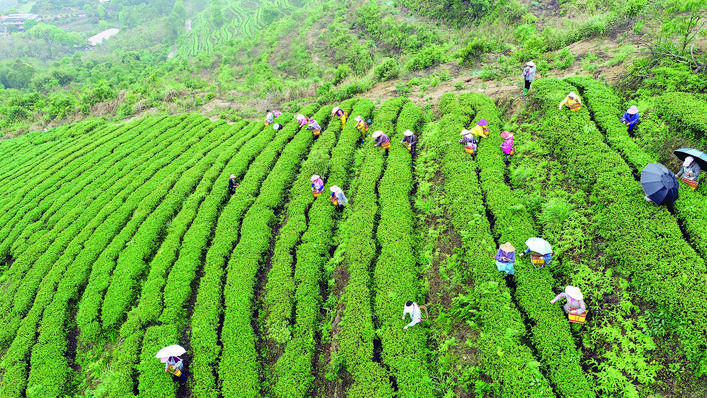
top-left (0, 76), bottom-right (706, 397)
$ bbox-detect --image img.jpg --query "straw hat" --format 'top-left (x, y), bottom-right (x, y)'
top-left (565, 286), bottom-right (583, 300)
top-left (526, 61), bottom-right (536, 67)
top-left (310, 175), bottom-right (320, 181)
top-left (330, 185), bottom-right (341, 193)
top-left (500, 131), bottom-right (512, 139)
top-left (354, 115), bottom-right (363, 122)
top-left (499, 242), bottom-right (515, 252)
top-left (331, 107), bottom-right (340, 114)
top-left (568, 92), bottom-right (577, 98)
top-left (627, 106), bottom-right (638, 114)
top-left (460, 129), bottom-right (471, 136)
top-left (684, 156), bottom-right (694, 167)
top-left (372, 131), bottom-right (383, 138)
top-left (230, 174), bottom-right (236, 179)
top-left (403, 130), bottom-right (414, 137)
top-left (477, 119), bottom-right (489, 126)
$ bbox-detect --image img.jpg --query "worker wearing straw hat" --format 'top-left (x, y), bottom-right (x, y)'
top-left (559, 92), bottom-right (582, 111)
top-left (522, 61), bottom-right (536, 95)
top-left (228, 174), bottom-right (239, 195)
top-left (620, 106), bottom-right (640, 132)
top-left (469, 119), bottom-right (490, 139)
top-left (494, 242), bottom-right (516, 275)
top-left (400, 129), bottom-right (418, 156)
top-left (372, 130), bottom-right (391, 157)
top-left (550, 286), bottom-right (586, 315)
top-left (310, 174), bottom-right (324, 196)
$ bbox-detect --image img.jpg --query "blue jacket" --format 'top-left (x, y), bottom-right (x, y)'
top-left (621, 112), bottom-right (639, 127)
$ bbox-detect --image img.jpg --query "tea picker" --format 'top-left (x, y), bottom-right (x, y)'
top-left (519, 237), bottom-right (552, 270)
top-left (500, 131), bottom-right (515, 165)
top-left (550, 286), bottom-right (587, 324)
top-left (469, 119), bottom-right (490, 139)
top-left (306, 119), bottom-right (321, 136)
top-left (354, 116), bottom-right (369, 143)
top-left (296, 114), bottom-right (309, 128)
top-left (459, 129), bottom-right (478, 159)
top-left (521, 61), bottom-right (536, 95)
top-left (228, 174), bottom-right (239, 195)
top-left (400, 129), bottom-right (418, 156)
top-left (402, 300), bottom-right (429, 330)
top-left (494, 241), bottom-right (516, 276)
top-left (155, 345), bottom-right (188, 383)
top-left (558, 92), bottom-right (581, 111)
top-left (620, 106), bottom-right (639, 133)
top-left (332, 106), bottom-right (347, 128)
top-left (329, 185), bottom-right (348, 211)
top-left (372, 130), bottom-right (391, 157)
top-left (264, 109), bottom-right (281, 126)
top-left (673, 148), bottom-right (706, 190)
top-left (310, 174), bottom-right (324, 197)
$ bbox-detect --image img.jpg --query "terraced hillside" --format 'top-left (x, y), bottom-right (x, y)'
top-left (0, 80), bottom-right (706, 397)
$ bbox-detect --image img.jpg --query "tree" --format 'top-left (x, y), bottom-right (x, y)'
top-left (661, 0), bottom-right (706, 54)
top-left (648, 0), bottom-right (707, 73)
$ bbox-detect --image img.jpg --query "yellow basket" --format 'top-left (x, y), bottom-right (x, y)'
top-left (313, 192), bottom-right (321, 198)
top-left (531, 256), bottom-right (544, 266)
top-left (464, 146), bottom-right (475, 154)
top-left (405, 143), bottom-right (411, 151)
top-left (569, 103), bottom-right (581, 111)
top-left (313, 129), bottom-right (321, 136)
top-left (682, 177), bottom-right (698, 190)
top-left (382, 142), bottom-right (391, 149)
top-left (568, 312), bottom-right (586, 324)
top-left (331, 198), bottom-right (338, 206)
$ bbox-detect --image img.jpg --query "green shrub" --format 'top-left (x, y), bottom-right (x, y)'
top-left (406, 45), bottom-right (446, 72)
top-left (553, 48), bottom-right (574, 69)
top-left (540, 197), bottom-right (573, 230)
top-left (458, 37), bottom-right (493, 65)
top-left (333, 64), bottom-right (352, 85)
top-left (374, 58), bottom-right (400, 82)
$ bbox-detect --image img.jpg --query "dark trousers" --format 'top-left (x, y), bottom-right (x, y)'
top-left (524, 80), bottom-right (532, 89)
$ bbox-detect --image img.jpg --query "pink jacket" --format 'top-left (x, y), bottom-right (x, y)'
top-left (501, 137), bottom-right (514, 155)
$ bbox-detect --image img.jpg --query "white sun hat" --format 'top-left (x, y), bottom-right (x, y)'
top-left (565, 286), bottom-right (583, 300)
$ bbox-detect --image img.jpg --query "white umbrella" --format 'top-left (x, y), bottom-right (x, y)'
top-left (155, 345), bottom-right (186, 360)
top-left (524, 237), bottom-right (552, 254)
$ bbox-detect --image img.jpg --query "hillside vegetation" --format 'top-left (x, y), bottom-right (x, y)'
top-left (1, 0), bottom-right (707, 397)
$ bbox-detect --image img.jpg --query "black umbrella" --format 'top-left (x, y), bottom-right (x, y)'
top-left (674, 148), bottom-right (707, 171)
top-left (641, 163), bottom-right (679, 206)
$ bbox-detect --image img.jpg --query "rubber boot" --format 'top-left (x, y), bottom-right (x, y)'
top-left (523, 88), bottom-right (528, 96)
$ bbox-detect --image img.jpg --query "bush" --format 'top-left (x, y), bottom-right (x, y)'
top-left (458, 37), bottom-right (493, 65)
top-left (373, 58), bottom-right (400, 82)
top-left (333, 64), bottom-right (352, 85)
top-left (553, 48), bottom-right (574, 69)
top-left (406, 45), bottom-right (446, 72)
